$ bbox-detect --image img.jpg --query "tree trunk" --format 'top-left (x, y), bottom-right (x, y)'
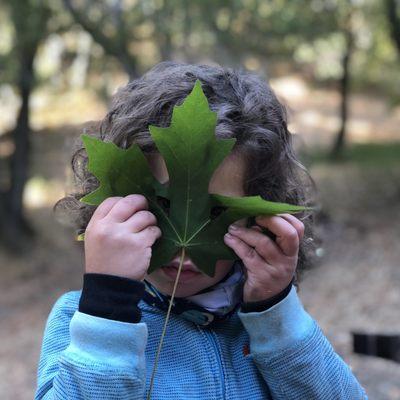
top-left (0, 50), bottom-right (36, 253)
top-left (330, 28), bottom-right (354, 158)
top-left (386, 0), bottom-right (400, 56)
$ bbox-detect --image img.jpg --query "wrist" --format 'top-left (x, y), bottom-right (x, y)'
top-left (241, 277), bottom-right (294, 313)
top-left (79, 273), bottom-right (145, 323)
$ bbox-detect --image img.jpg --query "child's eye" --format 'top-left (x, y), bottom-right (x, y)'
top-left (210, 206), bottom-right (227, 220)
top-left (156, 196), bottom-right (170, 214)
top-left (156, 198), bottom-right (226, 220)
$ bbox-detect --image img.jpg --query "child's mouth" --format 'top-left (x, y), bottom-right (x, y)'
top-left (161, 265), bottom-right (202, 282)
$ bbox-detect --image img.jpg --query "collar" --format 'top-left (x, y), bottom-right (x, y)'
top-left (142, 260), bottom-right (245, 327)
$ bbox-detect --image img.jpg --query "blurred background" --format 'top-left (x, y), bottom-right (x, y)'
top-left (0, 0), bottom-right (399, 399)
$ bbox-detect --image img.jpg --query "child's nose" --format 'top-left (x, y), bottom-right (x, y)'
top-left (170, 249), bottom-right (194, 264)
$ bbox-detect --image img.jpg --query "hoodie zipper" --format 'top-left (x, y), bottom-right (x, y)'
top-left (198, 326), bottom-right (226, 400)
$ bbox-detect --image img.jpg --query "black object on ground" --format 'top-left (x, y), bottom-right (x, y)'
top-left (352, 331), bottom-right (400, 363)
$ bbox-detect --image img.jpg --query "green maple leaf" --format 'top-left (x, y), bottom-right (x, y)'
top-left (79, 79), bottom-right (312, 276)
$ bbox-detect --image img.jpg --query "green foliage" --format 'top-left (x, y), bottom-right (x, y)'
top-left (79, 80), bottom-right (310, 276)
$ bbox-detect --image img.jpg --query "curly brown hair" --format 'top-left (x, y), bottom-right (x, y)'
top-left (54, 61), bottom-right (319, 287)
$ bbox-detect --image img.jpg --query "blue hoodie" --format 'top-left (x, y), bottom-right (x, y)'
top-left (34, 285), bottom-right (368, 399)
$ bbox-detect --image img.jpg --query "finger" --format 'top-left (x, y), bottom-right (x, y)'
top-left (224, 233), bottom-right (266, 270)
top-left (254, 215), bottom-right (299, 257)
top-left (124, 210), bottom-right (157, 233)
top-left (134, 225), bottom-right (162, 247)
top-left (228, 225), bottom-right (282, 262)
top-left (88, 197), bottom-right (122, 226)
top-left (106, 194), bottom-right (148, 223)
top-left (276, 213), bottom-right (305, 241)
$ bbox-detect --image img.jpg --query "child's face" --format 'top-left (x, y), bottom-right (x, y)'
top-left (144, 150), bottom-right (248, 298)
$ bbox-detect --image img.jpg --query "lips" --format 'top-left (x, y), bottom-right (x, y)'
top-left (161, 264), bottom-right (201, 282)
top-left (162, 261), bottom-right (200, 273)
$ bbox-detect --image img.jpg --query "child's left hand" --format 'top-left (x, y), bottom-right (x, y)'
top-left (224, 213), bottom-right (304, 303)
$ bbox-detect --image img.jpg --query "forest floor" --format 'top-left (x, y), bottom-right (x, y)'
top-left (1, 79), bottom-right (400, 399)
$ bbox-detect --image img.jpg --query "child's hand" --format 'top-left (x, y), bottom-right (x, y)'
top-left (224, 214), bottom-right (304, 303)
top-left (84, 194), bottom-right (162, 281)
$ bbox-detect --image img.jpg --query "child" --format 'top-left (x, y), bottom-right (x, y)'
top-left (35, 61), bottom-right (368, 399)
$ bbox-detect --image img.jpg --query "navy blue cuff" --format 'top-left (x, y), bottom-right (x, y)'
top-left (79, 273), bottom-right (145, 323)
top-left (240, 278), bottom-right (294, 313)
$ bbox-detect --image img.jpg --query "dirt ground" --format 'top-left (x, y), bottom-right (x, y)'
top-left (1, 81), bottom-right (400, 399)
top-left (300, 163), bottom-right (400, 400)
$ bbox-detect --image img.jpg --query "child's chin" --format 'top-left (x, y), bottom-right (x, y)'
top-left (174, 283), bottom-right (208, 298)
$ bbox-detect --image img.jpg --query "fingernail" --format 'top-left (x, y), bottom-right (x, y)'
top-left (229, 224), bottom-right (239, 231)
top-left (225, 233), bottom-right (234, 239)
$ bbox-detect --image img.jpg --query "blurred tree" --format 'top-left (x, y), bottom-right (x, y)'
top-left (197, 0), bottom-right (355, 157)
top-left (0, 0), bottom-right (51, 252)
top-left (331, 4), bottom-right (355, 158)
top-left (386, 0), bottom-right (400, 55)
top-left (61, 0), bottom-right (397, 157)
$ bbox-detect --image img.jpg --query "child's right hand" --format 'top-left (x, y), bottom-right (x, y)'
top-left (84, 194), bottom-right (162, 281)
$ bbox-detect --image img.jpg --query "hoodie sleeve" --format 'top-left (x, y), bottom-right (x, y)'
top-left (34, 291), bottom-right (148, 400)
top-left (238, 286), bottom-right (369, 400)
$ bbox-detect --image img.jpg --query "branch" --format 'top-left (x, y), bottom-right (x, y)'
top-left (62, 0), bottom-right (138, 77)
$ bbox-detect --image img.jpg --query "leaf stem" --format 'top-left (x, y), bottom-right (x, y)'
top-left (146, 248), bottom-right (185, 400)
